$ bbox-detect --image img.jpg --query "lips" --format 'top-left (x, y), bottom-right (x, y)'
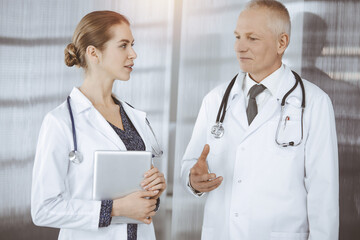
top-left (124, 64), bottom-right (134, 69)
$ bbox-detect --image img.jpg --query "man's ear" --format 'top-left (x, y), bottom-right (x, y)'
top-left (277, 33), bottom-right (290, 55)
top-left (85, 45), bottom-right (100, 64)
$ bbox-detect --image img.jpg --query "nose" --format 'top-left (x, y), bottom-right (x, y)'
top-left (128, 47), bottom-right (137, 60)
top-left (234, 38), bottom-right (248, 53)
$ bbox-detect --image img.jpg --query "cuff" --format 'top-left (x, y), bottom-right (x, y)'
top-left (154, 198), bottom-right (160, 212)
top-left (187, 172), bottom-right (204, 197)
top-left (98, 200), bottom-right (113, 228)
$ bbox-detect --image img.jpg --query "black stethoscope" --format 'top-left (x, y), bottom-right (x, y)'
top-left (66, 96), bottom-right (163, 164)
top-left (211, 71), bottom-right (306, 147)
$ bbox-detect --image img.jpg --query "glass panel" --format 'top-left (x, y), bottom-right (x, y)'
top-left (301, 1), bottom-right (360, 239)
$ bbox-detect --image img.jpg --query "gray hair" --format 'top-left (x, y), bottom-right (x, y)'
top-left (244, 0), bottom-right (291, 38)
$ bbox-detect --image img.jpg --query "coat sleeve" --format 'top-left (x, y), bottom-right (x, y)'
top-left (180, 98), bottom-right (209, 197)
top-left (31, 113), bottom-right (101, 230)
top-left (304, 94), bottom-right (339, 239)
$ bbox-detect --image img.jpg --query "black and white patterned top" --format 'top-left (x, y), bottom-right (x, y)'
top-left (98, 99), bottom-right (159, 240)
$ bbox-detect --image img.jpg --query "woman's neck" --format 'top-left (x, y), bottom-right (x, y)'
top-left (79, 73), bottom-right (115, 107)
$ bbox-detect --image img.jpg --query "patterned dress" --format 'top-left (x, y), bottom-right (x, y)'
top-left (98, 99), bottom-right (147, 240)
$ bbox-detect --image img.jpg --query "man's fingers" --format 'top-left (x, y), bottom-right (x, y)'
top-left (193, 176), bottom-right (223, 192)
top-left (203, 181), bottom-right (222, 192)
top-left (199, 176), bottom-right (223, 188)
top-left (197, 144), bottom-right (210, 163)
top-left (193, 173), bottom-right (217, 182)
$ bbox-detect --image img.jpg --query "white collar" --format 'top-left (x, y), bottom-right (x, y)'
top-left (227, 64), bottom-right (302, 108)
top-left (68, 87), bottom-right (146, 116)
top-left (243, 64), bottom-right (285, 97)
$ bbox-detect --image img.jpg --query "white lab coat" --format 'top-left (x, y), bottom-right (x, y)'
top-left (31, 87), bottom-right (156, 240)
top-left (181, 65), bottom-right (339, 240)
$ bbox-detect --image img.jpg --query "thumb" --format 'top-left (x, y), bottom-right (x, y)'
top-left (139, 190), bottom-right (159, 198)
top-left (197, 144), bottom-right (210, 163)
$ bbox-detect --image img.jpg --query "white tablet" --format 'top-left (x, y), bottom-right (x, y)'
top-left (92, 150), bottom-right (152, 224)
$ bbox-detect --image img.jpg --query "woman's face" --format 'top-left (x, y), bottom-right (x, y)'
top-left (98, 23), bottom-right (137, 81)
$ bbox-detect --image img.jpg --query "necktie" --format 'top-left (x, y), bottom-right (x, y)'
top-left (246, 84), bottom-right (266, 125)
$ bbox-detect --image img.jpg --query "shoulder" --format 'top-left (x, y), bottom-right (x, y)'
top-left (42, 101), bottom-right (70, 128)
top-left (203, 81), bottom-right (231, 106)
top-left (302, 78), bottom-right (332, 106)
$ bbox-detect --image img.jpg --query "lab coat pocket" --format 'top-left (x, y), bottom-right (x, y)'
top-left (270, 231), bottom-right (309, 240)
top-left (275, 113), bottom-right (302, 147)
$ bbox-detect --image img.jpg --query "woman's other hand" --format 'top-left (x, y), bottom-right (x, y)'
top-left (111, 190), bottom-right (158, 224)
top-left (141, 167), bottom-right (166, 199)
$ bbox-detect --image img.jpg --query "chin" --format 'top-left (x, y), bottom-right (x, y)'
top-left (238, 63), bottom-right (250, 73)
top-left (117, 74), bottom-right (131, 81)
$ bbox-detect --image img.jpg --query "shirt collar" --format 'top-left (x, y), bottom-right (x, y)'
top-left (243, 64), bottom-right (285, 97)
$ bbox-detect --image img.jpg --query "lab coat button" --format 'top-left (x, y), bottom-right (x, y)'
top-left (241, 147), bottom-right (245, 151)
top-left (238, 179), bottom-right (242, 183)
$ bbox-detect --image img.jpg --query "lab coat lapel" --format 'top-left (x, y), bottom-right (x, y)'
top-left (241, 96), bottom-right (279, 140)
top-left (239, 66), bottom-right (300, 142)
top-left (120, 100), bottom-right (151, 152)
top-left (87, 108), bottom-right (127, 150)
top-left (228, 73), bottom-right (248, 130)
top-left (69, 87), bottom-right (126, 150)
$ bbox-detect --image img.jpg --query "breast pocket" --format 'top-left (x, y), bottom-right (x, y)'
top-left (266, 104), bottom-right (305, 163)
top-left (274, 106), bottom-right (303, 147)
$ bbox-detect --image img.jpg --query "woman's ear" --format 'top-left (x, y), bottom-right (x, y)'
top-left (85, 45), bottom-right (100, 64)
top-left (277, 33), bottom-right (290, 55)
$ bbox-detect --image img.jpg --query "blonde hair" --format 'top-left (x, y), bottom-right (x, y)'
top-left (64, 11), bottom-right (130, 68)
top-left (244, 0), bottom-right (291, 38)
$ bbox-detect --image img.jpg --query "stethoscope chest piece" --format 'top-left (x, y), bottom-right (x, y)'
top-left (211, 122), bottom-right (224, 139)
top-left (69, 150), bottom-right (83, 164)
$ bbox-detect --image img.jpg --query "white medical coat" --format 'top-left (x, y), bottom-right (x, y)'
top-left (31, 87), bottom-right (156, 240)
top-left (181, 65), bottom-right (339, 240)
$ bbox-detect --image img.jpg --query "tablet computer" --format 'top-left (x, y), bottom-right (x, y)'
top-left (92, 150), bottom-right (152, 224)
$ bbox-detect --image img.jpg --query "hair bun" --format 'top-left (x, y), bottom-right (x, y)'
top-left (64, 43), bottom-right (80, 67)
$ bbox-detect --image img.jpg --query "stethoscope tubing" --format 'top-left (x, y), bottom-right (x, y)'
top-left (66, 96), bottom-right (163, 163)
top-left (67, 96), bottom-right (78, 152)
top-left (213, 70), bottom-right (306, 147)
top-left (216, 74), bottom-right (238, 124)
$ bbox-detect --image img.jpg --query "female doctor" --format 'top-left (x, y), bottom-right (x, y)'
top-left (31, 11), bottom-right (166, 240)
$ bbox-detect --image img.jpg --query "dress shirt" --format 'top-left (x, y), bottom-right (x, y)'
top-left (243, 64), bottom-right (285, 112)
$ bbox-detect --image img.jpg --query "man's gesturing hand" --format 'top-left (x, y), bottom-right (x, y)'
top-left (189, 144), bottom-right (223, 193)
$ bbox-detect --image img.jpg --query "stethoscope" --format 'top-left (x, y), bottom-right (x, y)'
top-left (66, 96), bottom-right (163, 164)
top-left (211, 71), bottom-right (306, 147)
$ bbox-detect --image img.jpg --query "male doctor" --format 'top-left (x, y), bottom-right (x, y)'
top-left (180, 0), bottom-right (339, 239)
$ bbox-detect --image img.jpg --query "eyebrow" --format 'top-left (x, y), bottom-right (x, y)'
top-left (117, 39), bottom-right (135, 43)
top-left (234, 31), bottom-right (259, 36)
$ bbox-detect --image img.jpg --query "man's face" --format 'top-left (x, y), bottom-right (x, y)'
top-left (234, 8), bottom-right (283, 81)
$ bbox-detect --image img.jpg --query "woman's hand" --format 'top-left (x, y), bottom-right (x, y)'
top-left (111, 190), bottom-right (159, 224)
top-left (141, 167), bottom-right (166, 199)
